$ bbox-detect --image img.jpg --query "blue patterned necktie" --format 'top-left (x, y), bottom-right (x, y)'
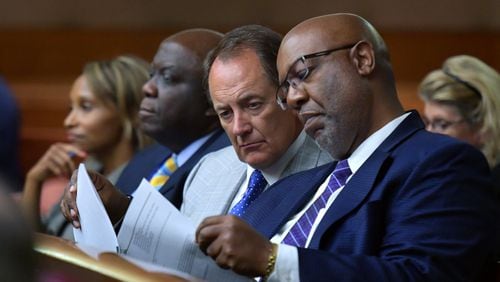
top-left (229, 170), bottom-right (268, 217)
top-left (282, 159), bottom-right (352, 247)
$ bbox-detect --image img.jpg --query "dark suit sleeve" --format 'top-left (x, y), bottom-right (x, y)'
top-left (0, 78), bottom-right (23, 191)
top-left (296, 143), bottom-right (498, 282)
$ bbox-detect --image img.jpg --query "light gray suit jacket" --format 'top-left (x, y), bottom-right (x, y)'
top-left (181, 134), bottom-right (332, 226)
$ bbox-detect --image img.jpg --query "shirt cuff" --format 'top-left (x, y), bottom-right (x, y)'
top-left (267, 244), bottom-right (300, 282)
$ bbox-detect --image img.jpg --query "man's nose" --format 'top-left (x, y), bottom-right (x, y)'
top-left (232, 113), bottom-right (252, 136)
top-left (142, 77), bottom-right (158, 98)
top-left (286, 86), bottom-right (308, 110)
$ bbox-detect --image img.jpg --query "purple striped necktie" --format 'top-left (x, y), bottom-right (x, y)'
top-left (282, 159), bottom-right (352, 247)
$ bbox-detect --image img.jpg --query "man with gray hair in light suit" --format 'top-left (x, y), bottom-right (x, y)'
top-left (61, 24), bottom-right (330, 280)
top-left (181, 24), bottom-right (331, 225)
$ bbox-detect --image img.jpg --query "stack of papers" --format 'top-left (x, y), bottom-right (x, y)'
top-left (74, 164), bottom-right (251, 282)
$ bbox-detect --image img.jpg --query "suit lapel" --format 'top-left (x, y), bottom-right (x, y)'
top-left (280, 135), bottom-right (331, 178)
top-left (243, 163), bottom-right (336, 238)
top-left (116, 144), bottom-right (171, 194)
top-left (137, 145), bottom-right (172, 183)
top-left (159, 159), bottom-right (191, 194)
top-left (308, 150), bottom-right (389, 248)
top-left (182, 147), bottom-right (246, 224)
top-left (211, 164), bottom-right (246, 215)
top-left (159, 129), bottom-right (228, 195)
top-left (309, 111), bottom-right (424, 248)
top-left (255, 136), bottom-right (331, 236)
top-left (377, 111), bottom-right (425, 153)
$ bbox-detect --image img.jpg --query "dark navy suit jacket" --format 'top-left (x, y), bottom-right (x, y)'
top-left (242, 112), bottom-right (499, 281)
top-left (115, 129), bottom-right (230, 208)
top-left (0, 77), bottom-right (22, 191)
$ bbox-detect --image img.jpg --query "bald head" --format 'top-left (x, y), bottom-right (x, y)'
top-left (290, 14), bottom-right (386, 53)
top-left (279, 13), bottom-right (391, 83)
top-left (276, 13), bottom-right (403, 159)
top-left (140, 29), bottom-right (223, 151)
top-left (162, 29), bottom-right (224, 64)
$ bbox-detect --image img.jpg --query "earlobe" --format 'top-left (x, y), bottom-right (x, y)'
top-left (351, 41), bottom-right (375, 76)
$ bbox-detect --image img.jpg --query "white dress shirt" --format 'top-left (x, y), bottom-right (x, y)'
top-left (269, 113), bottom-right (410, 282)
top-left (176, 131), bottom-right (215, 167)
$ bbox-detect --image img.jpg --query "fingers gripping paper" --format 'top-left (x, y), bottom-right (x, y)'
top-left (72, 164), bottom-right (250, 281)
top-left (117, 179), bottom-right (251, 282)
top-left (73, 164), bottom-right (120, 252)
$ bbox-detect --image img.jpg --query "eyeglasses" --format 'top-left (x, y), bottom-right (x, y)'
top-left (276, 43), bottom-right (357, 110)
top-left (424, 118), bottom-right (467, 133)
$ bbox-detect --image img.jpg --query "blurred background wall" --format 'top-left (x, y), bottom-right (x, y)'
top-left (1, 0), bottom-right (499, 30)
top-left (0, 0), bottom-right (498, 173)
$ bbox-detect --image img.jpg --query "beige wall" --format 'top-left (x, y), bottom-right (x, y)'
top-left (1, 0), bottom-right (498, 173)
top-left (0, 0), bottom-right (499, 30)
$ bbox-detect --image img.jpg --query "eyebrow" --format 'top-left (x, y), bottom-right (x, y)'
top-left (238, 90), bottom-right (273, 106)
top-left (212, 104), bottom-right (226, 112)
top-left (158, 65), bottom-right (177, 72)
top-left (151, 64), bottom-right (177, 73)
top-left (213, 92), bottom-right (266, 112)
top-left (237, 90), bottom-right (260, 100)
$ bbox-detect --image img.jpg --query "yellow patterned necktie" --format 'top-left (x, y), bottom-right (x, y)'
top-left (149, 154), bottom-right (178, 190)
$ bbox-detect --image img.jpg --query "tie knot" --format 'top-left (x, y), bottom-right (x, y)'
top-left (249, 169), bottom-right (265, 185)
top-left (335, 159), bottom-right (349, 170)
top-left (331, 159), bottom-right (352, 188)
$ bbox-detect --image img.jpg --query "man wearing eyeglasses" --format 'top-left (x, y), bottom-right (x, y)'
top-left (181, 25), bottom-right (331, 227)
top-left (61, 25), bottom-right (331, 279)
top-left (195, 13), bottom-right (499, 281)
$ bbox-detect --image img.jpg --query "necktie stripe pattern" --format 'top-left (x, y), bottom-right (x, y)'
top-left (229, 170), bottom-right (268, 217)
top-left (149, 155), bottom-right (178, 190)
top-left (282, 159), bottom-right (352, 247)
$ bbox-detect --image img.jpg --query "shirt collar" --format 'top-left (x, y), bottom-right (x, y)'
top-left (176, 131), bottom-right (215, 167)
top-left (246, 130), bottom-right (307, 185)
top-left (347, 112), bottom-right (410, 175)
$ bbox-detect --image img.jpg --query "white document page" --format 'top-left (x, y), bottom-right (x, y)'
top-left (73, 163), bottom-right (119, 253)
top-left (75, 242), bottom-right (199, 281)
top-left (118, 179), bottom-right (251, 282)
top-left (121, 255), bottom-right (200, 282)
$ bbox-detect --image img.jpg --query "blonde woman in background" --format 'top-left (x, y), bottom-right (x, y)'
top-left (22, 55), bottom-right (151, 239)
top-left (419, 55), bottom-right (500, 195)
